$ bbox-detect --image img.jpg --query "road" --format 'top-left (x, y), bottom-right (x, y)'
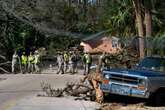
top-left (1, 73), bottom-right (165, 110)
top-left (0, 73), bottom-right (84, 110)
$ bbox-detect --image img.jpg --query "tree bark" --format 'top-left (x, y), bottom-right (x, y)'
top-left (83, 0), bottom-right (87, 20)
top-left (145, 8), bottom-right (152, 56)
top-left (133, 0), bottom-right (145, 59)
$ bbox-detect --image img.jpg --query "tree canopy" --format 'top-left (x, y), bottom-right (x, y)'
top-left (0, 0), bottom-right (164, 58)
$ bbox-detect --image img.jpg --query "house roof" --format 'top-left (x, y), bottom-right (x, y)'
top-left (82, 30), bottom-right (110, 41)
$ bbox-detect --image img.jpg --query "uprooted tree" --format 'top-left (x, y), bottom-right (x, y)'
top-left (40, 70), bottom-right (104, 103)
top-left (39, 46), bottom-right (140, 103)
top-left (40, 56), bottom-right (105, 103)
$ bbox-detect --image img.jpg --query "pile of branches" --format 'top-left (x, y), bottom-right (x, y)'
top-left (39, 66), bottom-right (104, 103)
top-left (0, 54), bottom-right (11, 73)
top-left (39, 77), bottom-right (96, 101)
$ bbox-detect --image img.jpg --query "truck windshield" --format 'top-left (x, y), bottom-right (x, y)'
top-left (138, 57), bottom-right (165, 72)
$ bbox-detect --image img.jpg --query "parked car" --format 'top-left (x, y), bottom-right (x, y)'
top-left (100, 56), bottom-right (165, 106)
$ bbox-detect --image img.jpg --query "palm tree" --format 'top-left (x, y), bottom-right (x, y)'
top-left (132, 0), bottom-right (145, 59)
top-left (102, 0), bottom-right (135, 37)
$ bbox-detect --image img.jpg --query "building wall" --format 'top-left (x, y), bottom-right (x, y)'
top-left (80, 42), bottom-right (93, 52)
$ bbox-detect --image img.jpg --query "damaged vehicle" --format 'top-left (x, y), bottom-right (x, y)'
top-left (100, 56), bottom-right (165, 106)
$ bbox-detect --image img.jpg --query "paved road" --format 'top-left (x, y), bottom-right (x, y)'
top-left (1, 73), bottom-right (164, 110)
top-left (0, 73), bottom-right (96, 110)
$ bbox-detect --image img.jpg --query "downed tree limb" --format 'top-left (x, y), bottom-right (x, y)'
top-left (103, 48), bottom-right (139, 69)
top-left (0, 67), bottom-right (10, 73)
top-left (0, 60), bottom-right (11, 73)
top-left (0, 61), bottom-right (11, 66)
top-left (0, 55), bottom-right (7, 61)
top-left (39, 61), bottom-right (104, 103)
top-left (74, 83), bottom-right (93, 90)
top-left (40, 79), bottom-right (95, 98)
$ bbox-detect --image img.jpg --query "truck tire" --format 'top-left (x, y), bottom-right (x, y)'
top-left (148, 91), bottom-right (165, 106)
top-left (154, 92), bottom-right (165, 106)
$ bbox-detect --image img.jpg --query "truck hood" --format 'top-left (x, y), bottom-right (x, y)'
top-left (103, 68), bottom-right (165, 77)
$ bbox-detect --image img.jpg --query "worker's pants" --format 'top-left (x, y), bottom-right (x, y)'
top-left (84, 63), bottom-right (91, 75)
top-left (28, 62), bottom-right (36, 73)
top-left (22, 64), bottom-right (27, 73)
top-left (28, 62), bottom-right (32, 73)
top-left (64, 62), bottom-right (68, 73)
top-left (57, 63), bottom-right (64, 74)
top-left (34, 63), bottom-right (40, 72)
top-left (11, 61), bottom-right (16, 73)
top-left (73, 62), bottom-right (78, 73)
top-left (68, 63), bottom-right (73, 74)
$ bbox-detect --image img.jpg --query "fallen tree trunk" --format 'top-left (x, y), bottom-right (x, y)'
top-left (40, 77), bottom-right (94, 97)
top-left (39, 58), bottom-right (104, 103)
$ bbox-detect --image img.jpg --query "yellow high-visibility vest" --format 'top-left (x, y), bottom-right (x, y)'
top-left (21, 55), bottom-right (27, 65)
top-left (28, 55), bottom-right (34, 63)
top-left (85, 54), bottom-right (91, 64)
top-left (32, 54), bottom-right (40, 64)
top-left (64, 53), bottom-right (69, 62)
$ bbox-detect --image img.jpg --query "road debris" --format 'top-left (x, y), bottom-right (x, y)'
top-left (39, 62), bottom-right (104, 103)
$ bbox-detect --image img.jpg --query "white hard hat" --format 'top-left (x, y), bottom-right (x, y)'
top-left (35, 50), bottom-right (39, 53)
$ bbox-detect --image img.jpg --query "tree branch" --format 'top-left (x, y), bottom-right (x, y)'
top-left (0, 55), bottom-right (6, 60)
top-left (1, 1), bottom-right (85, 38)
top-left (0, 61), bottom-right (11, 66)
top-left (0, 67), bottom-right (10, 73)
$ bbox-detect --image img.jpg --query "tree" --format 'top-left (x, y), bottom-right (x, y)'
top-left (0, 0), bottom-right (164, 59)
top-left (145, 4), bottom-right (152, 56)
top-left (101, 0), bottom-right (136, 37)
top-left (133, 0), bottom-right (165, 57)
top-left (133, 0), bottom-right (145, 59)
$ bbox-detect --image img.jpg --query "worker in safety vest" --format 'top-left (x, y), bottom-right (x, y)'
top-left (68, 51), bottom-right (73, 74)
top-left (33, 50), bottom-right (40, 73)
top-left (28, 52), bottom-right (35, 73)
top-left (63, 51), bottom-right (69, 73)
top-left (72, 51), bottom-right (79, 74)
top-left (56, 52), bottom-right (64, 74)
top-left (21, 52), bottom-right (28, 73)
top-left (82, 52), bottom-right (87, 75)
top-left (11, 51), bottom-right (18, 73)
top-left (83, 52), bottom-right (92, 75)
top-left (99, 52), bottom-right (107, 70)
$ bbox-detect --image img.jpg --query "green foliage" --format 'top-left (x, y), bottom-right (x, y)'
top-left (0, 15), bottom-right (46, 58)
top-left (0, 0), bottom-right (165, 59)
top-left (46, 36), bottom-right (80, 54)
top-left (100, 0), bottom-right (135, 37)
top-left (153, 36), bottom-right (165, 49)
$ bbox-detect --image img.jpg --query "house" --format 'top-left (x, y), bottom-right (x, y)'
top-left (80, 31), bottom-right (121, 54)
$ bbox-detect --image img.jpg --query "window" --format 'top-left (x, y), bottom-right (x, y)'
top-left (139, 57), bottom-right (165, 72)
top-left (112, 40), bottom-right (118, 48)
top-left (112, 37), bottom-right (119, 48)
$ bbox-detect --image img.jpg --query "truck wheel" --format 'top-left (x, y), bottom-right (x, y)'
top-left (154, 92), bottom-right (165, 106)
